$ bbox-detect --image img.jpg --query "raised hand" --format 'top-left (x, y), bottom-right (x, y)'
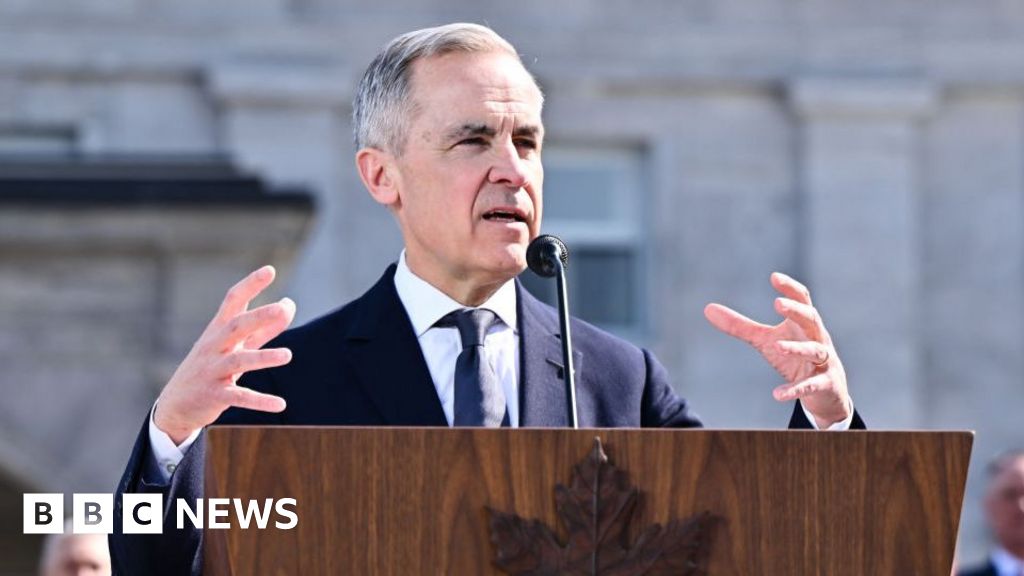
top-left (703, 272), bottom-right (852, 428)
top-left (154, 266), bottom-right (296, 444)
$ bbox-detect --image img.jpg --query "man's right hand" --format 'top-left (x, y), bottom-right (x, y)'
top-left (154, 265), bottom-right (296, 445)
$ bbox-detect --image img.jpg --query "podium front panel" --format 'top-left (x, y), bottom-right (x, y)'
top-left (204, 428), bottom-right (971, 575)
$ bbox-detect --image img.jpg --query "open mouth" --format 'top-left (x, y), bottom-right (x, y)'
top-left (482, 209), bottom-right (526, 223)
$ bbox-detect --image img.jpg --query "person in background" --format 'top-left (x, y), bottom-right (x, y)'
top-left (39, 520), bottom-right (111, 576)
top-left (959, 450), bottom-right (1024, 576)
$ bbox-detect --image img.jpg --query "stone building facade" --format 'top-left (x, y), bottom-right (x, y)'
top-left (2, 1), bottom-right (1023, 571)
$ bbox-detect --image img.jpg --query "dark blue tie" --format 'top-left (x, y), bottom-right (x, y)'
top-left (436, 309), bottom-right (506, 427)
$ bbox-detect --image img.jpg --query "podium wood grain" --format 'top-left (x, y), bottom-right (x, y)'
top-left (204, 428), bottom-right (972, 575)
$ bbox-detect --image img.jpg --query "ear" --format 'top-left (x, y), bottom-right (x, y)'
top-left (355, 147), bottom-right (401, 208)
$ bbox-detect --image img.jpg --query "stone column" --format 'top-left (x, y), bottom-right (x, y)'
top-left (788, 78), bottom-right (937, 427)
top-left (206, 60), bottom-right (354, 321)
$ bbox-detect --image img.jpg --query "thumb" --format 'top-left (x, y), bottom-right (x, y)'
top-left (704, 303), bottom-right (768, 345)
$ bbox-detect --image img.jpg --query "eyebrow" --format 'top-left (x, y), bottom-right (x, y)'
top-left (442, 122), bottom-right (543, 143)
top-left (514, 125), bottom-right (542, 140)
top-left (444, 123), bottom-right (494, 142)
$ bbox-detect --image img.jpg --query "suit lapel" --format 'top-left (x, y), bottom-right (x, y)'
top-left (517, 281), bottom-right (584, 427)
top-left (346, 265), bottom-right (448, 426)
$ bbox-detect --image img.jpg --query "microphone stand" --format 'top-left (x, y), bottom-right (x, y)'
top-left (528, 235), bottom-right (580, 429)
top-left (550, 255), bottom-right (579, 429)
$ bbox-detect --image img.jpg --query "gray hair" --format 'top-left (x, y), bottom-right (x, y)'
top-left (988, 448), bottom-right (1024, 478)
top-left (353, 23), bottom-right (539, 154)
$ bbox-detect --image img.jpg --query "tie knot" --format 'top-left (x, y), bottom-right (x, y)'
top-left (437, 308), bottom-right (498, 349)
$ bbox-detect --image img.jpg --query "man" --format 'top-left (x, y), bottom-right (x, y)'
top-left (959, 451), bottom-right (1024, 576)
top-left (110, 23), bottom-right (863, 574)
top-left (40, 521), bottom-right (111, 576)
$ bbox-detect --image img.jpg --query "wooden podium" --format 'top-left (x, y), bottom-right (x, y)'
top-left (204, 428), bottom-right (972, 575)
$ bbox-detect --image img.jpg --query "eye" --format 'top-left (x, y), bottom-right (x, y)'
top-left (514, 138), bottom-right (538, 150)
top-left (457, 137), bottom-right (487, 147)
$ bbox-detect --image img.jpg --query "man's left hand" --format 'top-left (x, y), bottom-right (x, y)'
top-left (704, 272), bottom-right (852, 428)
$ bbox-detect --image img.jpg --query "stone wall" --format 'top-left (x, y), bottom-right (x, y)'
top-left (1, 1), bottom-right (1022, 567)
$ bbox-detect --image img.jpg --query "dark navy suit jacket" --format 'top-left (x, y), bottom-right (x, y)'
top-left (109, 265), bottom-right (864, 575)
top-left (957, 561), bottom-right (998, 576)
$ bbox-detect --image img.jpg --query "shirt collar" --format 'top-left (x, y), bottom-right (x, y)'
top-left (991, 547), bottom-right (1024, 576)
top-left (393, 251), bottom-right (518, 337)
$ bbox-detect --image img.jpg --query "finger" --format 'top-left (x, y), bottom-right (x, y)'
top-left (214, 266), bottom-right (277, 324)
top-left (216, 348), bottom-right (292, 378)
top-left (771, 272), bottom-right (812, 306)
top-left (216, 297), bottom-right (296, 350)
top-left (772, 373), bottom-right (832, 402)
top-left (774, 340), bottom-right (830, 366)
top-left (774, 297), bottom-right (822, 340)
top-left (219, 386), bottom-right (287, 413)
top-left (244, 325), bottom-right (290, 351)
top-left (704, 303), bottom-right (771, 345)
top-left (242, 299), bottom-right (299, 350)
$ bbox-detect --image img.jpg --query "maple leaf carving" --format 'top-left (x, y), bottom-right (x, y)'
top-left (488, 438), bottom-right (719, 576)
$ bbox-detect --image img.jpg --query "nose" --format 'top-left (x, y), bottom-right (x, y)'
top-left (487, 139), bottom-right (530, 189)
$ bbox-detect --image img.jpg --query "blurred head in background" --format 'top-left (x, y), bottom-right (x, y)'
top-left (984, 450), bottom-right (1024, 559)
top-left (38, 520), bottom-right (110, 576)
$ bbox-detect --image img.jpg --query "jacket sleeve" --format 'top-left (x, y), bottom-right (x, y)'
top-left (109, 368), bottom-right (282, 576)
top-left (109, 415), bottom-right (206, 576)
top-left (640, 349), bottom-right (704, 428)
top-left (787, 401), bottom-right (866, 429)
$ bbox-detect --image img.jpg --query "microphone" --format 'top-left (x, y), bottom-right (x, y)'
top-left (526, 234), bottom-right (568, 278)
top-left (526, 235), bottom-right (578, 428)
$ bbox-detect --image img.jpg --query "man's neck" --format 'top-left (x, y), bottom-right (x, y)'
top-left (404, 253), bottom-right (513, 307)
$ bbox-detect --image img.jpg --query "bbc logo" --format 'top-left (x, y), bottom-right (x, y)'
top-left (25, 493), bottom-right (298, 534)
top-left (24, 493), bottom-right (162, 534)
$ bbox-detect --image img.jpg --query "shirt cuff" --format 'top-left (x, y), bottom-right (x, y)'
top-left (147, 401), bottom-right (202, 483)
top-left (801, 400), bottom-right (855, 431)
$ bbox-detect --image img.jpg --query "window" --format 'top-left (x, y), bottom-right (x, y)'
top-left (520, 144), bottom-right (646, 338)
top-left (0, 126), bottom-right (76, 155)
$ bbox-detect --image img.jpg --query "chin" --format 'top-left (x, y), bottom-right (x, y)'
top-left (483, 244), bottom-right (528, 278)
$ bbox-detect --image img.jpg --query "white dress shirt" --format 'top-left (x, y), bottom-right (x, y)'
top-left (991, 547), bottom-right (1024, 576)
top-left (146, 252), bottom-right (849, 482)
top-left (392, 252), bottom-right (520, 428)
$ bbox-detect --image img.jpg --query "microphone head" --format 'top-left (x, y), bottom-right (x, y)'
top-left (526, 234), bottom-right (568, 278)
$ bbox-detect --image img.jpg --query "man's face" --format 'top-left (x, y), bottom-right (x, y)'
top-left (985, 456), bottom-right (1024, 555)
top-left (389, 50), bottom-right (544, 298)
top-left (42, 533), bottom-right (111, 576)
